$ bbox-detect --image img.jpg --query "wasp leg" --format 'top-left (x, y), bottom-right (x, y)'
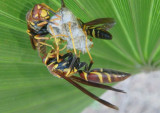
top-left (65, 55), bottom-right (79, 77)
top-left (26, 30), bottom-right (36, 49)
top-left (59, 44), bottom-right (67, 51)
top-left (60, 52), bottom-right (73, 60)
top-left (60, 74), bottom-right (119, 110)
top-left (50, 18), bottom-right (61, 22)
top-left (70, 76), bottom-right (125, 93)
top-left (26, 29), bottom-right (32, 36)
top-left (34, 36), bottom-right (50, 40)
top-left (27, 30), bottom-right (47, 50)
top-left (49, 25), bottom-right (60, 61)
top-left (49, 18), bottom-right (61, 26)
top-left (39, 42), bottom-right (54, 49)
top-left (83, 30), bottom-right (94, 71)
top-left (31, 34), bottom-right (55, 55)
top-left (37, 21), bottom-right (48, 27)
top-left (34, 35), bottom-right (55, 51)
top-left (78, 50), bottom-right (81, 58)
top-left (68, 22), bottom-right (77, 56)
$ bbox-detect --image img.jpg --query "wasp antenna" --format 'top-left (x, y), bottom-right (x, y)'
top-left (61, 0), bottom-right (65, 7)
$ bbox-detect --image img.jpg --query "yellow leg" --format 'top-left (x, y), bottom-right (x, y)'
top-left (68, 22), bottom-right (77, 56)
top-left (49, 17), bottom-right (69, 38)
top-left (47, 33), bottom-right (68, 38)
top-left (26, 30), bottom-right (31, 35)
top-left (84, 31), bottom-right (93, 62)
top-left (34, 36), bottom-right (50, 40)
top-left (49, 18), bottom-right (61, 26)
top-left (49, 25), bottom-right (60, 61)
top-left (59, 44), bottom-right (67, 51)
top-left (84, 31), bottom-right (94, 70)
top-left (65, 69), bottom-right (71, 77)
top-left (64, 24), bottom-right (78, 77)
top-left (65, 56), bottom-right (77, 77)
top-left (78, 50), bottom-right (81, 58)
top-left (50, 18), bottom-right (61, 22)
top-left (37, 21), bottom-right (48, 27)
top-left (31, 35), bottom-right (54, 50)
top-left (39, 42), bottom-right (54, 50)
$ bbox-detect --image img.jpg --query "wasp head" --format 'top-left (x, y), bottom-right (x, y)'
top-left (26, 4), bottom-right (51, 31)
top-left (31, 4), bottom-right (50, 21)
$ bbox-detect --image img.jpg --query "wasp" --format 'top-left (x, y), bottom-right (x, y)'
top-left (26, 3), bottom-right (62, 56)
top-left (79, 18), bottom-right (115, 40)
top-left (42, 49), bottom-right (130, 110)
top-left (26, 0), bottom-right (115, 65)
top-left (47, 0), bottom-right (116, 68)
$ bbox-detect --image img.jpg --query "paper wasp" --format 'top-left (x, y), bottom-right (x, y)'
top-left (26, 1), bottom-right (130, 110)
top-left (78, 17), bottom-right (115, 40)
top-left (41, 49), bottom-right (130, 110)
top-left (26, 3), bottom-right (61, 53)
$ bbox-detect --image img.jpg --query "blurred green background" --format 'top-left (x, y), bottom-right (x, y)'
top-left (0, 0), bottom-right (160, 113)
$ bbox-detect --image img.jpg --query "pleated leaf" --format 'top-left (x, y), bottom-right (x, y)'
top-left (0, 0), bottom-right (160, 113)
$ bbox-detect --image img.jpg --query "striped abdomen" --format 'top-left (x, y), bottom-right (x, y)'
top-left (79, 68), bottom-right (130, 83)
top-left (86, 27), bottom-right (112, 40)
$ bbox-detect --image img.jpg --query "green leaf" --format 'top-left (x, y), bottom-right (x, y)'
top-left (0, 0), bottom-right (159, 113)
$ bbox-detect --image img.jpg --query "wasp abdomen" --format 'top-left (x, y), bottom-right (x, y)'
top-left (87, 28), bottom-right (112, 40)
top-left (79, 68), bottom-right (130, 83)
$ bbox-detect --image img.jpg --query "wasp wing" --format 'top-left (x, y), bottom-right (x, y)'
top-left (29, 37), bottom-right (37, 50)
top-left (84, 18), bottom-right (116, 30)
top-left (70, 76), bottom-right (126, 93)
top-left (61, 75), bottom-right (119, 110)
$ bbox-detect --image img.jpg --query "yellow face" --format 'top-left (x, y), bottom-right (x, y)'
top-left (41, 9), bottom-right (49, 18)
top-left (31, 4), bottom-right (50, 20)
top-left (39, 9), bottom-right (49, 20)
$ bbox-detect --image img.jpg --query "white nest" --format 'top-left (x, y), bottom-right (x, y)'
top-left (47, 7), bottom-right (93, 53)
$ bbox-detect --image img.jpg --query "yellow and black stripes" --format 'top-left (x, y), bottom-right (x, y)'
top-left (86, 27), bottom-right (112, 40)
top-left (79, 68), bottom-right (130, 83)
top-left (42, 51), bottom-right (79, 78)
top-left (78, 19), bottom-right (113, 40)
top-left (42, 50), bottom-right (130, 84)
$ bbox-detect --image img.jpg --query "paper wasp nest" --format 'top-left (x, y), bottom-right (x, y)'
top-left (47, 7), bottom-right (93, 53)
